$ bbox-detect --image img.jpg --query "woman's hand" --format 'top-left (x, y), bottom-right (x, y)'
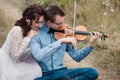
top-left (27, 29), bottom-right (38, 38)
top-left (58, 37), bottom-right (77, 47)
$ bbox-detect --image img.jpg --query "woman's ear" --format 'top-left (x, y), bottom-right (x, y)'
top-left (26, 19), bottom-right (30, 23)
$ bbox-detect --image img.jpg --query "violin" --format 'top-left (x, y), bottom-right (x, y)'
top-left (54, 24), bottom-right (108, 41)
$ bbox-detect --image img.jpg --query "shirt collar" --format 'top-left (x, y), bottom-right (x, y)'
top-left (39, 23), bottom-right (50, 33)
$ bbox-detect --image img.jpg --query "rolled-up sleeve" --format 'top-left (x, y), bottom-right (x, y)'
top-left (66, 44), bottom-right (93, 62)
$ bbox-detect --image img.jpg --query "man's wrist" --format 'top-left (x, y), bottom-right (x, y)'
top-left (87, 43), bottom-right (93, 48)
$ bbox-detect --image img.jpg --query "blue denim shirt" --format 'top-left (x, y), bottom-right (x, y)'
top-left (30, 24), bottom-right (93, 73)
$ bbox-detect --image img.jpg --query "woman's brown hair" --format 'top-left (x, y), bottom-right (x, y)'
top-left (15, 4), bottom-right (45, 37)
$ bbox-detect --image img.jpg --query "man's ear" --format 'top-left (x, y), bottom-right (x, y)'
top-left (47, 20), bottom-right (51, 24)
top-left (46, 20), bottom-right (51, 26)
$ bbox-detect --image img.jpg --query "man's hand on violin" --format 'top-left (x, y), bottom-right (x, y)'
top-left (58, 37), bottom-right (77, 47)
top-left (58, 31), bottom-right (102, 48)
top-left (88, 32), bottom-right (102, 47)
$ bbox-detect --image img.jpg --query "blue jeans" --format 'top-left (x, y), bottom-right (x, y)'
top-left (35, 67), bottom-right (98, 80)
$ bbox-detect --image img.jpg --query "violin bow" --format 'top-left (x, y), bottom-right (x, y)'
top-left (73, 0), bottom-right (77, 37)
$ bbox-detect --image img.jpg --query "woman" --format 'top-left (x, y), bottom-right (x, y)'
top-left (0, 4), bottom-right (45, 80)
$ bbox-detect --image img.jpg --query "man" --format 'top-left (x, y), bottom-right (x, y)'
top-left (30, 4), bottom-right (101, 80)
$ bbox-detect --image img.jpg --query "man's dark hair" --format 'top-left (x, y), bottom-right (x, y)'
top-left (45, 4), bottom-right (65, 23)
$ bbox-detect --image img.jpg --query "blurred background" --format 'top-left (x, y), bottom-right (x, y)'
top-left (0, 0), bottom-right (120, 80)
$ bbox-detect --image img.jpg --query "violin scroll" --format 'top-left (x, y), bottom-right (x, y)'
top-left (100, 31), bottom-right (109, 40)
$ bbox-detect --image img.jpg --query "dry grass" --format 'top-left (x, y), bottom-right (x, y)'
top-left (64, 53), bottom-right (120, 80)
top-left (0, 0), bottom-right (120, 80)
top-left (0, 0), bottom-right (21, 46)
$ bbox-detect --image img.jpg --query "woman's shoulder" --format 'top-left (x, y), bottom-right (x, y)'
top-left (12, 26), bottom-right (22, 32)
